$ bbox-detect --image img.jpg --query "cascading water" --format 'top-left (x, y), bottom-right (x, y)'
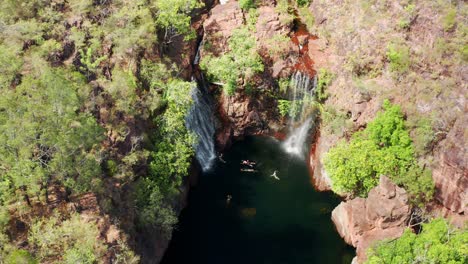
top-left (185, 80), bottom-right (217, 171)
top-left (282, 71), bottom-right (317, 158)
top-left (283, 117), bottom-right (312, 157)
top-left (193, 40), bottom-right (202, 65)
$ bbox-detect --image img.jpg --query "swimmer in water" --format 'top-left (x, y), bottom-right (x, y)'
top-left (219, 153), bottom-right (226, 163)
top-left (270, 170), bottom-right (280, 180)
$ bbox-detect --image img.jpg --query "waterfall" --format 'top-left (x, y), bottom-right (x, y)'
top-left (282, 71), bottom-right (317, 158)
top-left (186, 79), bottom-right (217, 171)
top-left (193, 41), bottom-right (202, 65)
top-left (283, 118), bottom-right (312, 158)
top-left (289, 71), bottom-right (316, 122)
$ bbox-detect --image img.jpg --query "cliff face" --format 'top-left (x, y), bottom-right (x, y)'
top-left (307, 0), bottom-right (467, 216)
top-left (184, 0), bottom-right (467, 263)
top-left (202, 1), bottom-right (288, 149)
top-left (432, 116), bottom-right (468, 215)
top-left (332, 176), bottom-right (411, 263)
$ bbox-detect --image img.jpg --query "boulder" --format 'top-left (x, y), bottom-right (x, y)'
top-left (332, 176), bottom-right (411, 263)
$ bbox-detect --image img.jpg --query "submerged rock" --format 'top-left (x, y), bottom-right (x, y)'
top-left (331, 176), bottom-right (411, 263)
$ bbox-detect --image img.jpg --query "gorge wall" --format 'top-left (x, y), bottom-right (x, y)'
top-left (194, 0), bottom-right (467, 263)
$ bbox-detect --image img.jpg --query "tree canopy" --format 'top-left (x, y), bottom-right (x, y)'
top-left (367, 218), bottom-right (468, 264)
top-left (324, 100), bottom-right (434, 204)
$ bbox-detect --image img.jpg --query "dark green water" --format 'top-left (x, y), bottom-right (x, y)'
top-left (162, 137), bottom-right (354, 264)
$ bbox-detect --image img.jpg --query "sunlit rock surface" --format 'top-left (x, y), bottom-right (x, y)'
top-left (332, 176), bottom-right (411, 263)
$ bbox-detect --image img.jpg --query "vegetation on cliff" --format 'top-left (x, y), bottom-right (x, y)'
top-left (324, 100), bottom-right (434, 204)
top-left (0, 0), bottom-right (202, 262)
top-left (201, 11), bottom-right (264, 95)
top-left (366, 218), bottom-right (468, 264)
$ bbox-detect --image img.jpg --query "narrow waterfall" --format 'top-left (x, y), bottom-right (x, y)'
top-left (185, 79), bottom-right (217, 171)
top-left (282, 71), bottom-right (317, 158)
top-left (193, 41), bottom-right (202, 65)
top-left (289, 71), bottom-right (316, 122)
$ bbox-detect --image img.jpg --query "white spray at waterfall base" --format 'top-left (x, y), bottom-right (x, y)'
top-left (282, 71), bottom-right (317, 158)
top-left (283, 118), bottom-right (312, 158)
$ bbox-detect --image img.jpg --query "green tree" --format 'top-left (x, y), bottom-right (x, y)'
top-left (4, 249), bottom-right (37, 264)
top-left (201, 27), bottom-right (264, 95)
top-left (324, 100), bottom-right (434, 202)
top-left (0, 44), bottom-right (22, 89)
top-left (387, 42), bottom-right (411, 73)
top-left (152, 0), bottom-right (204, 44)
top-left (367, 218), bottom-right (468, 264)
top-left (315, 68), bottom-right (334, 101)
top-left (0, 68), bottom-right (104, 203)
top-left (136, 80), bottom-right (195, 233)
top-left (239, 0), bottom-right (255, 10)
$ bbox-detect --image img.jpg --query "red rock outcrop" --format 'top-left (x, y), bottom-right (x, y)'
top-left (432, 116), bottom-right (468, 214)
top-left (202, 1), bottom-right (243, 55)
top-left (202, 1), bottom-right (295, 149)
top-left (332, 176), bottom-right (411, 263)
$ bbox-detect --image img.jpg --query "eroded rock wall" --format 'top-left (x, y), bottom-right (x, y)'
top-left (332, 176), bottom-right (411, 263)
top-left (432, 116), bottom-right (468, 214)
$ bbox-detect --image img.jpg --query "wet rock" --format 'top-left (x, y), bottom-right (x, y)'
top-left (309, 133), bottom-right (336, 191)
top-left (332, 176), bottom-right (411, 263)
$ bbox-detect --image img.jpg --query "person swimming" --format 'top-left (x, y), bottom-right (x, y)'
top-left (241, 160), bottom-right (256, 167)
top-left (219, 153), bottom-right (226, 163)
top-left (270, 170), bottom-right (280, 180)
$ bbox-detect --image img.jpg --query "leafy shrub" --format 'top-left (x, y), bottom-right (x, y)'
top-left (28, 213), bottom-right (107, 263)
top-left (324, 100), bottom-right (434, 202)
top-left (367, 218), bottom-right (468, 264)
top-left (239, 0), bottom-right (255, 10)
top-left (201, 27), bottom-right (263, 95)
top-left (297, 7), bottom-right (315, 31)
top-left (5, 249), bottom-right (37, 264)
top-left (296, 0), bottom-right (311, 7)
top-left (136, 80), bottom-right (195, 232)
top-left (0, 44), bottom-right (22, 89)
top-left (153, 0), bottom-right (204, 42)
top-left (315, 68), bottom-right (334, 101)
top-left (397, 4), bottom-right (416, 30)
top-left (275, 0), bottom-right (294, 25)
top-left (387, 42), bottom-right (411, 73)
top-left (277, 100), bottom-right (292, 117)
top-left (407, 116), bottom-right (435, 157)
top-left (442, 8), bottom-right (457, 31)
top-left (277, 78), bottom-right (290, 95)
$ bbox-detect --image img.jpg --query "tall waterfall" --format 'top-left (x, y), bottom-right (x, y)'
top-left (185, 79), bottom-right (217, 171)
top-left (282, 71), bottom-right (317, 158)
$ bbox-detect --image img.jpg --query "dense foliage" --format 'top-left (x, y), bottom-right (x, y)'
top-left (324, 100), bottom-right (434, 203)
top-left (366, 218), bottom-right (468, 264)
top-left (0, 0), bottom-right (201, 261)
top-left (136, 80), bottom-right (195, 234)
top-left (201, 24), bottom-right (263, 95)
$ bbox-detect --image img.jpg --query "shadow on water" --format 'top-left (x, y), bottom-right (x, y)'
top-left (162, 137), bottom-right (354, 264)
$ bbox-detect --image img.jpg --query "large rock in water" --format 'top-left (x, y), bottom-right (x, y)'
top-left (332, 176), bottom-right (411, 263)
top-left (432, 116), bottom-right (468, 214)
